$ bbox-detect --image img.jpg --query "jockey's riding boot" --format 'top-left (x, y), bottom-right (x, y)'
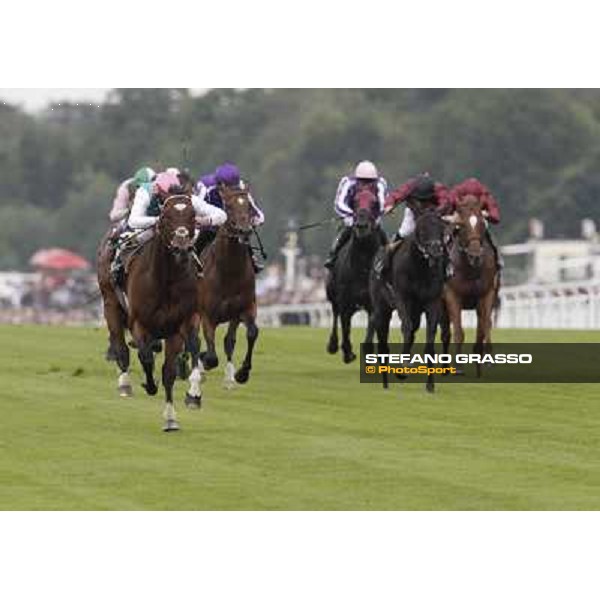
top-left (110, 250), bottom-right (124, 286)
top-left (375, 233), bottom-right (403, 280)
top-left (324, 226), bottom-right (352, 269)
top-left (249, 247), bottom-right (264, 273)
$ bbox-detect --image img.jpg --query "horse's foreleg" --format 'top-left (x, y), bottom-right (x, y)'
top-left (445, 291), bottom-right (464, 375)
top-left (363, 310), bottom-right (376, 355)
top-left (102, 291), bottom-right (131, 396)
top-left (223, 319), bottom-right (240, 389)
top-left (130, 322), bottom-right (158, 396)
top-left (475, 289), bottom-right (495, 378)
top-left (236, 311), bottom-right (259, 385)
top-left (201, 319), bottom-right (219, 370)
top-left (162, 334), bottom-right (183, 432)
top-left (374, 304), bottom-right (392, 389)
top-left (340, 309), bottom-right (356, 364)
top-left (185, 321), bottom-right (203, 409)
top-left (424, 301), bottom-right (442, 393)
top-left (327, 304), bottom-right (339, 354)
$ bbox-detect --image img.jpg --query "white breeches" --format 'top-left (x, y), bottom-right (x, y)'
top-left (398, 207), bottom-right (416, 237)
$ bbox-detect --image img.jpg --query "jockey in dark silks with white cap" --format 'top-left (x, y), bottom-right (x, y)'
top-left (194, 162), bottom-right (266, 272)
top-left (324, 160), bottom-right (388, 269)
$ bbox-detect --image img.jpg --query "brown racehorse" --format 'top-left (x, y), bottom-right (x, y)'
top-left (440, 194), bottom-right (500, 377)
top-left (194, 185), bottom-right (259, 393)
top-left (100, 194), bottom-right (200, 431)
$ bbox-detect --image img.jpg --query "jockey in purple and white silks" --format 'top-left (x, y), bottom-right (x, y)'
top-left (324, 160), bottom-right (389, 269)
top-left (194, 162), bottom-right (266, 272)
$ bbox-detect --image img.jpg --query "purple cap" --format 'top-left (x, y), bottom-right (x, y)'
top-left (199, 173), bottom-right (217, 188)
top-left (215, 162), bottom-right (241, 186)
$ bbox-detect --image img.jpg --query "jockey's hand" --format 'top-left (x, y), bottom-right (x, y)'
top-left (196, 216), bottom-right (213, 228)
top-left (482, 210), bottom-right (489, 219)
top-left (343, 215), bottom-right (354, 227)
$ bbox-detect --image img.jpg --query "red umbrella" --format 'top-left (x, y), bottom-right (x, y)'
top-left (30, 248), bottom-right (90, 271)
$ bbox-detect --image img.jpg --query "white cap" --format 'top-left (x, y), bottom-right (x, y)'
top-left (166, 167), bottom-right (180, 176)
top-left (354, 160), bottom-right (378, 179)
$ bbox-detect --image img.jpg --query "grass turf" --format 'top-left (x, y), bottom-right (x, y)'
top-left (0, 324), bottom-right (599, 510)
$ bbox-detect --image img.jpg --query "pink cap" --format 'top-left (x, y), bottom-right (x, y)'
top-left (155, 172), bottom-right (180, 194)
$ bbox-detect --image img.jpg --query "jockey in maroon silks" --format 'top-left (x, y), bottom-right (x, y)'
top-left (447, 178), bottom-right (503, 270)
top-left (375, 173), bottom-right (452, 278)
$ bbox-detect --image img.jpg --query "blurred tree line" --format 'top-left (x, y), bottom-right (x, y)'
top-left (1, 88), bottom-right (599, 269)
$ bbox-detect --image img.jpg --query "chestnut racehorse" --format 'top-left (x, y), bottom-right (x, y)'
top-left (193, 185), bottom-right (259, 395)
top-left (440, 194), bottom-right (500, 377)
top-left (101, 194), bottom-right (201, 431)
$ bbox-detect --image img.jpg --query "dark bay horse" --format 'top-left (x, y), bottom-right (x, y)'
top-left (368, 209), bottom-right (450, 392)
top-left (326, 189), bottom-right (385, 364)
top-left (194, 185), bottom-right (259, 393)
top-left (103, 194), bottom-right (200, 431)
top-left (440, 195), bottom-right (500, 377)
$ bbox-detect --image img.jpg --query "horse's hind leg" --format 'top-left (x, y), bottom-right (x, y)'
top-left (327, 305), bottom-right (339, 354)
top-left (162, 335), bottom-right (184, 432)
top-left (235, 312), bottom-right (259, 385)
top-left (341, 310), bottom-right (356, 364)
top-left (103, 296), bottom-right (131, 397)
top-left (223, 319), bottom-right (240, 389)
top-left (185, 323), bottom-right (203, 409)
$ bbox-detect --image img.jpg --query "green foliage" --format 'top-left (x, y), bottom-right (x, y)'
top-left (1, 89), bottom-right (600, 268)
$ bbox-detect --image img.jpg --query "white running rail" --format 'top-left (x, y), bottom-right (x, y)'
top-left (257, 279), bottom-right (600, 330)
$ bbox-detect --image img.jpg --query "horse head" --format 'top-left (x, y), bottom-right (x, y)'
top-left (352, 189), bottom-right (378, 239)
top-left (414, 209), bottom-right (448, 267)
top-left (449, 194), bottom-right (486, 268)
top-left (158, 195), bottom-right (196, 255)
top-left (220, 185), bottom-right (253, 240)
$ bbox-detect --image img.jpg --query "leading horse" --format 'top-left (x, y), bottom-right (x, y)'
top-left (326, 189), bottom-right (385, 364)
top-left (440, 195), bottom-right (500, 377)
top-left (100, 194), bottom-right (200, 431)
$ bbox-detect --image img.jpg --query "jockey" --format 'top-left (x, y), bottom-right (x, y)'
top-left (195, 162), bottom-right (266, 272)
top-left (109, 167), bottom-right (156, 224)
top-left (110, 171), bottom-right (226, 282)
top-left (383, 172), bottom-right (450, 240)
top-left (324, 160), bottom-right (388, 269)
top-left (447, 178), bottom-right (503, 269)
top-left (376, 173), bottom-right (451, 279)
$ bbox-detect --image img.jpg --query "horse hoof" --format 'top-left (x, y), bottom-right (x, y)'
top-left (185, 393), bottom-right (202, 409)
top-left (163, 419), bottom-right (180, 432)
top-left (142, 382), bottom-right (158, 396)
top-left (223, 379), bottom-right (236, 390)
top-left (343, 352), bottom-right (356, 364)
top-left (118, 384), bottom-right (133, 397)
top-left (203, 354), bottom-right (219, 371)
top-left (327, 340), bottom-right (338, 354)
top-left (234, 369), bottom-right (250, 384)
top-left (426, 383), bottom-right (435, 394)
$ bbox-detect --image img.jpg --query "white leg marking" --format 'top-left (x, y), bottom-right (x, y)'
top-left (163, 402), bottom-right (176, 421)
top-left (188, 367), bottom-right (201, 397)
top-left (118, 371), bottom-right (131, 387)
top-left (223, 361), bottom-right (235, 389)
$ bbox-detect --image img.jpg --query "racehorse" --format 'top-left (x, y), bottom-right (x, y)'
top-left (192, 184), bottom-right (259, 394)
top-left (368, 209), bottom-right (450, 392)
top-left (440, 194), bottom-right (500, 377)
top-left (326, 188), bottom-right (385, 364)
top-left (101, 194), bottom-right (200, 431)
